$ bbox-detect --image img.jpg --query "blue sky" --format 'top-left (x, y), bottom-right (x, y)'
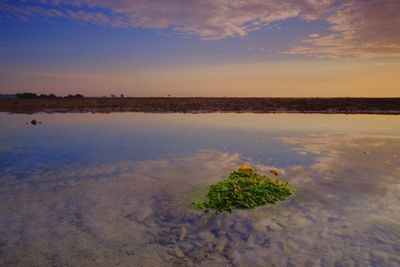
top-left (0, 0), bottom-right (399, 96)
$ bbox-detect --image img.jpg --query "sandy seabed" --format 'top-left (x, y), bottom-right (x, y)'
top-left (0, 133), bottom-right (399, 266)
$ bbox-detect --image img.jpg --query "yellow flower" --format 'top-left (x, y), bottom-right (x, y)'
top-left (239, 163), bottom-right (254, 172)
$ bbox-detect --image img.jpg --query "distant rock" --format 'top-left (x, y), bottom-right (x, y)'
top-left (30, 120), bottom-right (42, 125)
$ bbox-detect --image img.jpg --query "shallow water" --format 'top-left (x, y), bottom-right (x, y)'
top-left (0, 113), bottom-right (399, 266)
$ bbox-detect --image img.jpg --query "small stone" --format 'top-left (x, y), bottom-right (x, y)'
top-left (215, 238), bottom-right (229, 252)
top-left (269, 169), bottom-right (280, 176)
top-left (31, 120), bottom-right (38, 125)
top-left (179, 226), bottom-right (188, 241)
top-left (136, 207), bottom-right (153, 222)
top-left (198, 231), bottom-right (215, 244)
top-left (174, 247), bottom-right (185, 258)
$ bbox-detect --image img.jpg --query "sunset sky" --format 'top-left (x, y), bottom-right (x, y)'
top-left (1, 0), bottom-right (399, 97)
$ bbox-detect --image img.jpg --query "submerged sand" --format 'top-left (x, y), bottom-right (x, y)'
top-left (0, 134), bottom-right (399, 266)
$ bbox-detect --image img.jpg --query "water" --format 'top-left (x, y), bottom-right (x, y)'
top-left (0, 113), bottom-right (399, 266)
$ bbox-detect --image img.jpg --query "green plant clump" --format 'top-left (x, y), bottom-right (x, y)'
top-left (193, 170), bottom-right (293, 214)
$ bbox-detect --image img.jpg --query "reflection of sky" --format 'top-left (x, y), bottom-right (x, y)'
top-left (0, 113), bottom-right (399, 266)
top-left (1, 113), bottom-right (399, 175)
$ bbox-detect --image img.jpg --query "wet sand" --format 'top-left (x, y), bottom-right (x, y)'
top-left (1, 97), bottom-right (400, 114)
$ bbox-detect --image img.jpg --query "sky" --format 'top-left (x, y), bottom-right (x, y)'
top-left (0, 0), bottom-right (399, 97)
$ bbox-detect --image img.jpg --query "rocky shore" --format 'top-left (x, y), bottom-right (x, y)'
top-left (1, 97), bottom-right (399, 114)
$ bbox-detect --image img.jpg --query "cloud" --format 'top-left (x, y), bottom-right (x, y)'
top-left (286, 0), bottom-right (400, 58)
top-left (2, 0), bottom-right (400, 57)
top-left (1, 0), bottom-right (333, 38)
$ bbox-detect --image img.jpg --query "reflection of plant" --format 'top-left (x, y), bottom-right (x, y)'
top-left (193, 169), bottom-right (293, 214)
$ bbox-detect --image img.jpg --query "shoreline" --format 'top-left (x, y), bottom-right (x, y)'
top-left (1, 97), bottom-right (400, 115)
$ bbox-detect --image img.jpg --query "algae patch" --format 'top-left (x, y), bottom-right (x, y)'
top-left (193, 164), bottom-right (293, 214)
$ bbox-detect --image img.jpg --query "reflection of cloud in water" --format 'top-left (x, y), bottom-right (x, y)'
top-left (282, 134), bottom-right (400, 196)
top-left (281, 134), bottom-right (400, 266)
top-left (0, 141), bottom-right (400, 266)
top-left (0, 151), bottom-right (240, 266)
